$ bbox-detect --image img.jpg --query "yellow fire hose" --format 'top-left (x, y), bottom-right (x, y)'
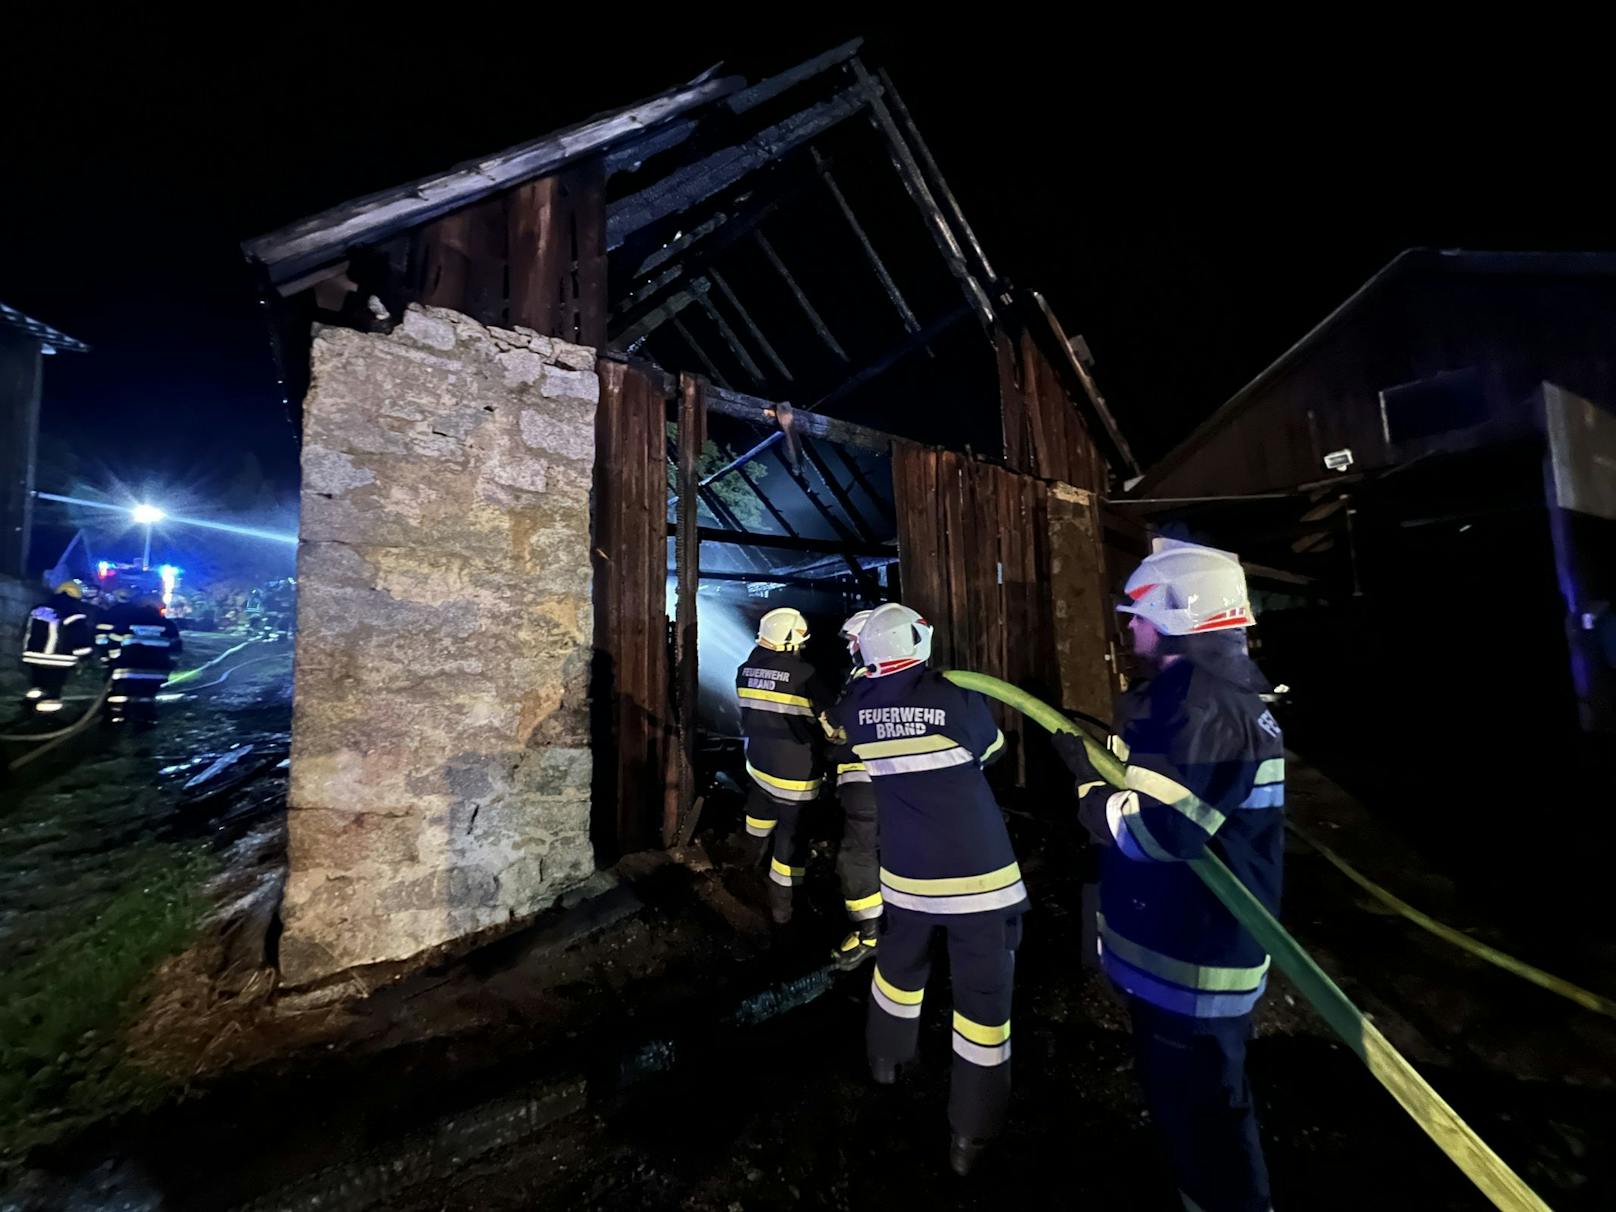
top-left (944, 670), bottom-right (1553, 1212)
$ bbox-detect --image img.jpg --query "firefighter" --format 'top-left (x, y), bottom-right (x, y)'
top-left (830, 609), bottom-right (881, 970)
top-left (20, 579), bottom-right (94, 714)
top-left (841, 602), bottom-right (1020, 1176)
top-left (102, 588), bottom-right (182, 726)
top-left (734, 606), bottom-right (836, 925)
top-left (1053, 539), bottom-right (1283, 1212)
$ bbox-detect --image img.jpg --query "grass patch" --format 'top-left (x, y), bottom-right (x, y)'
top-left (0, 842), bottom-right (212, 1160)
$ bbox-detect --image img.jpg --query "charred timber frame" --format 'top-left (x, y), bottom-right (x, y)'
top-left (668, 375), bottom-right (704, 844)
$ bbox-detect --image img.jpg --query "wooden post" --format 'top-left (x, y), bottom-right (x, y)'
top-left (668, 374), bottom-right (704, 845)
top-left (0, 332), bottom-right (42, 580)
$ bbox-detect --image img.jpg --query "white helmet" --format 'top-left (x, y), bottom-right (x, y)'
top-left (857, 603), bottom-right (933, 677)
top-left (1117, 538), bottom-right (1253, 636)
top-left (839, 609), bottom-right (874, 657)
top-left (757, 606), bottom-right (810, 651)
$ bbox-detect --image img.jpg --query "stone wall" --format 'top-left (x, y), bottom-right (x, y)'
top-left (284, 305), bottom-right (597, 986)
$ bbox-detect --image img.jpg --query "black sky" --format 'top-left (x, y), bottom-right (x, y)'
top-left (4, 18), bottom-right (1608, 500)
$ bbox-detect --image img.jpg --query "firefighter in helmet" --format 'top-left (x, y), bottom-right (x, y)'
top-left (20, 579), bottom-right (94, 715)
top-left (101, 587), bottom-right (182, 726)
top-left (734, 606), bottom-right (837, 925)
top-left (1053, 539), bottom-right (1284, 1212)
top-left (839, 603), bottom-right (1021, 1176)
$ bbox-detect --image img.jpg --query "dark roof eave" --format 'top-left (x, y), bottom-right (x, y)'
top-left (0, 301), bottom-right (89, 353)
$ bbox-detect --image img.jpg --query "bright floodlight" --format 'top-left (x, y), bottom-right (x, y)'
top-left (131, 503), bottom-right (165, 525)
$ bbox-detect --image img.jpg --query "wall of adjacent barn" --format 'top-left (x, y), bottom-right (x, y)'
top-left (284, 304), bottom-right (597, 986)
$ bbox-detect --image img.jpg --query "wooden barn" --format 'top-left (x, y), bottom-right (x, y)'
top-left (1126, 249), bottom-right (1616, 911)
top-left (241, 40), bottom-right (1141, 982)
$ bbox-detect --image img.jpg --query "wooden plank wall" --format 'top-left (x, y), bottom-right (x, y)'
top-left (594, 360), bottom-right (670, 854)
top-left (997, 328), bottom-right (1107, 494)
top-left (416, 160), bottom-right (607, 346)
top-left (893, 443), bottom-right (1061, 787)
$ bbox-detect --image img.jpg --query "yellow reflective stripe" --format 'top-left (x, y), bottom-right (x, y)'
top-left (853, 733), bottom-right (960, 760)
top-left (845, 890), bottom-right (883, 913)
top-left (745, 815), bottom-right (776, 832)
top-left (737, 686), bottom-right (812, 708)
top-left (836, 761), bottom-right (867, 774)
top-left (873, 966), bottom-right (924, 1006)
top-left (770, 857), bottom-right (806, 878)
top-left (1254, 757), bottom-right (1285, 784)
top-left (952, 1012), bottom-right (1011, 1046)
top-left (1076, 780), bottom-right (1106, 798)
top-left (1099, 914), bottom-right (1270, 992)
top-left (1127, 765), bottom-right (1227, 834)
top-left (746, 762), bottom-right (822, 792)
top-left (1117, 792), bottom-right (1179, 862)
top-left (879, 862), bottom-right (1021, 897)
top-left (980, 729), bottom-right (1005, 762)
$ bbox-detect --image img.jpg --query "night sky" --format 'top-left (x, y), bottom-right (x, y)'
top-left (4, 21), bottom-right (1607, 507)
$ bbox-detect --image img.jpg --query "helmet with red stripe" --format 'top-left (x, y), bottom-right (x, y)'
top-left (1117, 539), bottom-right (1254, 636)
top-left (857, 603), bottom-right (933, 677)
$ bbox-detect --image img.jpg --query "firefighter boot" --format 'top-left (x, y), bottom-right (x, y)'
top-left (767, 879), bottom-right (794, 926)
top-left (949, 1133), bottom-right (987, 1177)
top-left (832, 922), bottom-right (878, 971)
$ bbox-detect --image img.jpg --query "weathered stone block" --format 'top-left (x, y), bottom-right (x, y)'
top-left (283, 305), bottom-right (600, 986)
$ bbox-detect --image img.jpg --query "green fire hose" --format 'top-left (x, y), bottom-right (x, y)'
top-left (943, 669), bottom-right (1552, 1212)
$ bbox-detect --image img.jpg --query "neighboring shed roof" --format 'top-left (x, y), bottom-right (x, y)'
top-left (1133, 248), bottom-right (1616, 495)
top-left (0, 301), bottom-right (89, 354)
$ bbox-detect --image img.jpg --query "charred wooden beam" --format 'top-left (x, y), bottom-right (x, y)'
top-left (248, 72), bottom-right (742, 288)
top-left (705, 384), bottom-right (892, 453)
top-left (812, 148), bottom-right (920, 336)
top-left (803, 437), bottom-right (878, 543)
top-left (698, 568), bottom-right (872, 590)
top-left (1024, 291), bottom-right (1139, 476)
top-left (617, 278), bottom-right (709, 349)
top-left (607, 84), bottom-right (874, 250)
top-left (772, 447), bottom-right (881, 593)
top-left (675, 525), bottom-right (891, 560)
top-left (668, 439), bottom-right (770, 571)
top-left (736, 463), bottom-right (797, 537)
top-left (669, 376), bottom-right (704, 845)
top-left (631, 212), bottom-right (729, 280)
top-left (724, 38), bottom-right (864, 114)
top-left (848, 58), bottom-right (995, 329)
top-left (670, 315), bottom-right (730, 386)
top-left (813, 302), bottom-right (971, 411)
top-left (753, 232), bottom-right (850, 363)
top-left (710, 270), bottom-right (794, 383)
top-left (834, 444), bottom-right (895, 526)
top-left (695, 282), bottom-right (767, 385)
top-left (876, 69), bottom-right (999, 289)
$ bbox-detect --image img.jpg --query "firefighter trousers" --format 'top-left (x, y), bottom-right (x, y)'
top-left (836, 784), bottom-right (880, 926)
top-left (26, 665), bottom-right (70, 702)
top-left (744, 783), bottom-right (809, 922)
top-left (1129, 1000), bottom-right (1270, 1212)
top-left (867, 904), bottom-right (1022, 1140)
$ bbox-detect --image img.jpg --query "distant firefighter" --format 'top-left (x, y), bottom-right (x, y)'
top-left (101, 588), bottom-right (182, 727)
top-left (734, 606), bottom-right (836, 927)
top-left (19, 579), bottom-right (94, 715)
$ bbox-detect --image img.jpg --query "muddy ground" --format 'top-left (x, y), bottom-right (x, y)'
top-left (2, 648), bottom-right (1613, 1210)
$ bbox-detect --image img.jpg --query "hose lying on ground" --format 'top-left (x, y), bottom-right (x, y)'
top-left (967, 686), bottom-right (1616, 1020)
top-left (944, 669), bottom-right (1552, 1212)
top-left (3, 685), bottom-right (112, 771)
